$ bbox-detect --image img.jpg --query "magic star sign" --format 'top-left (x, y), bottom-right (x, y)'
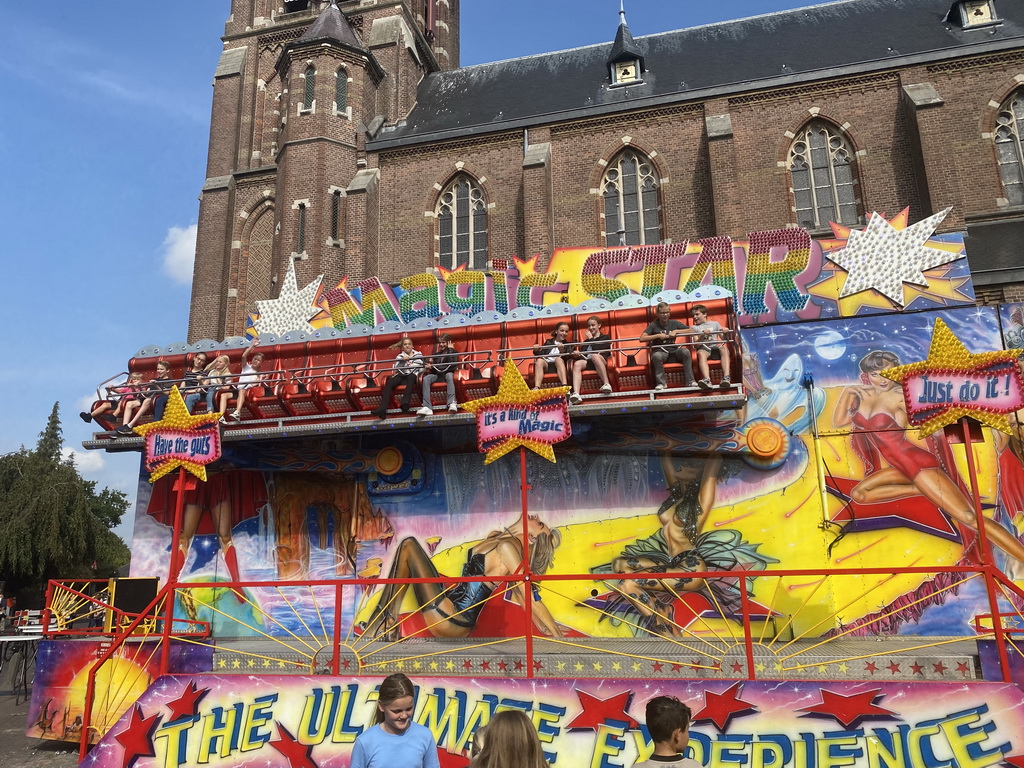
top-left (880, 319), bottom-right (1024, 437)
top-left (461, 359), bottom-right (572, 464)
top-left (131, 386), bottom-right (223, 483)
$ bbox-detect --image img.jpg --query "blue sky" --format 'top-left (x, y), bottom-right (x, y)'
top-left (0, 0), bottom-right (806, 541)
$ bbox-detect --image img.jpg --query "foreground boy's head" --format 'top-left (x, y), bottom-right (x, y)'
top-left (646, 696), bottom-right (692, 752)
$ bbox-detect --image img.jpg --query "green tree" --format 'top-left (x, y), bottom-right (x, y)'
top-left (0, 404), bottom-right (130, 603)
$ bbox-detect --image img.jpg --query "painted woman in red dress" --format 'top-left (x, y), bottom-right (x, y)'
top-left (833, 350), bottom-right (1024, 575)
top-left (147, 469), bottom-right (268, 600)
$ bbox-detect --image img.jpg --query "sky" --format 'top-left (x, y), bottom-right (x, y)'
top-left (0, 0), bottom-right (808, 543)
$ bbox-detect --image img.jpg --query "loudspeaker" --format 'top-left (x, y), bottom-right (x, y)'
top-left (105, 578), bottom-right (159, 634)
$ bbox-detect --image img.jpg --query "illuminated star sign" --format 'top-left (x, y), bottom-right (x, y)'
top-left (797, 687), bottom-right (896, 729)
top-left (254, 260), bottom-right (324, 336)
top-left (881, 319), bottom-right (1024, 436)
top-left (461, 359), bottom-right (572, 464)
top-left (131, 386), bottom-right (222, 483)
top-left (828, 208), bottom-right (957, 306)
top-left (566, 689), bottom-right (638, 731)
top-left (692, 682), bottom-right (757, 732)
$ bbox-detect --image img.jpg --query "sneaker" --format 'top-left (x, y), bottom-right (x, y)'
top-left (416, 406), bottom-right (434, 417)
top-left (599, 383), bottom-right (613, 394)
top-left (230, 410), bottom-right (241, 421)
top-left (116, 424), bottom-right (134, 435)
top-left (79, 411), bottom-right (92, 423)
top-left (374, 410), bottom-right (388, 420)
top-left (654, 383), bottom-right (666, 391)
top-left (448, 403), bottom-right (458, 413)
top-left (569, 393), bottom-right (583, 405)
top-left (720, 377), bottom-right (731, 389)
top-left (698, 379), bottom-right (713, 391)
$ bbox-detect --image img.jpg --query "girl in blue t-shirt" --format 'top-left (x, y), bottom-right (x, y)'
top-left (350, 674), bottom-right (440, 768)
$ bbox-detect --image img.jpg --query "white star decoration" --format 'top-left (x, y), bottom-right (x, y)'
top-left (828, 207), bottom-right (955, 306)
top-left (253, 260), bottom-right (323, 335)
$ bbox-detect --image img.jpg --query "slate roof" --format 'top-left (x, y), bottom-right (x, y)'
top-left (298, 0), bottom-right (365, 52)
top-left (370, 0), bottom-right (1024, 149)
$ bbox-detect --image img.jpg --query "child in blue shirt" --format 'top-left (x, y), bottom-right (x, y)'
top-left (350, 674), bottom-right (440, 768)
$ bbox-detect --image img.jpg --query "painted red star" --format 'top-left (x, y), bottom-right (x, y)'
top-left (567, 690), bottom-right (638, 731)
top-left (933, 662), bottom-right (948, 675)
top-left (341, 659), bottom-right (352, 669)
top-left (114, 706), bottom-right (163, 768)
top-left (270, 722), bottom-right (319, 768)
top-left (463, 659), bottom-right (473, 670)
top-left (652, 662), bottom-right (663, 672)
top-left (910, 662), bottom-right (924, 675)
top-left (797, 688), bottom-right (896, 729)
top-left (513, 659), bottom-right (524, 671)
top-left (480, 660), bottom-right (491, 671)
top-left (957, 662), bottom-right (971, 676)
top-left (670, 663), bottom-right (683, 672)
top-left (826, 477), bottom-right (961, 541)
top-left (864, 661), bottom-right (878, 675)
top-left (533, 659), bottom-right (543, 672)
top-left (693, 683), bottom-right (757, 732)
top-left (730, 662), bottom-right (745, 673)
top-left (165, 680), bottom-right (209, 722)
top-left (498, 660), bottom-right (508, 672)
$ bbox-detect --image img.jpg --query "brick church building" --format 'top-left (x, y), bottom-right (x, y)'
top-left (187, 0), bottom-right (1024, 341)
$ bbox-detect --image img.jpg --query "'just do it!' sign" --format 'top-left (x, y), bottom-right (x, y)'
top-left (883, 320), bottom-right (1024, 437)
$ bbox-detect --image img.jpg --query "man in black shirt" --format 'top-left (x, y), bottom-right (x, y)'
top-left (639, 302), bottom-right (695, 390)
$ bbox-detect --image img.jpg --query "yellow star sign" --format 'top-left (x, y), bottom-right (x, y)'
top-left (881, 319), bottom-right (1024, 437)
top-left (461, 359), bottom-right (572, 464)
top-left (132, 385), bottom-right (223, 483)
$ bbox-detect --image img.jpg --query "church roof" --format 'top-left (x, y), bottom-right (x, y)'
top-left (371, 0), bottom-right (1024, 149)
top-left (298, 0), bottom-right (365, 51)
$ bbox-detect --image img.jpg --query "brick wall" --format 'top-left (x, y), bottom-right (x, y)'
top-left (190, 8), bottom-right (1024, 341)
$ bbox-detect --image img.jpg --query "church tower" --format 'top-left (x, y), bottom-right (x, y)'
top-left (188, 0), bottom-right (458, 341)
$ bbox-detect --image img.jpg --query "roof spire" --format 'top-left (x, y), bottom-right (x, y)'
top-left (607, 0), bottom-right (645, 72)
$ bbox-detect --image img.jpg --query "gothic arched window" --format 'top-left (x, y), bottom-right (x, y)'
top-left (437, 175), bottom-right (488, 269)
top-left (303, 65), bottom-right (316, 110)
top-left (788, 121), bottom-right (859, 229)
top-left (996, 92), bottom-right (1024, 206)
top-left (335, 68), bottom-right (348, 113)
top-left (600, 150), bottom-right (661, 246)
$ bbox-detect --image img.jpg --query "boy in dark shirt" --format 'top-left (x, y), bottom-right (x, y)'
top-left (639, 302), bottom-right (695, 390)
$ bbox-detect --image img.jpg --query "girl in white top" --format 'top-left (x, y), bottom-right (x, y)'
top-left (532, 321), bottom-right (570, 389)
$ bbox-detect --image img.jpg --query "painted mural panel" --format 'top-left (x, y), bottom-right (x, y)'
top-left (79, 675), bottom-right (1024, 768)
top-left (118, 302), bottom-right (1024, 653)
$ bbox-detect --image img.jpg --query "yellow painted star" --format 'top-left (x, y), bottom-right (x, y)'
top-left (881, 319), bottom-right (1023, 436)
top-left (460, 359), bottom-right (571, 464)
top-left (131, 386), bottom-right (223, 483)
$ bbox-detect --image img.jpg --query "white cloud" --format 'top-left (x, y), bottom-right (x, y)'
top-left (161, 224), bottom-right (198, 285)
top-left (61, 446), bottom-right (106, 474)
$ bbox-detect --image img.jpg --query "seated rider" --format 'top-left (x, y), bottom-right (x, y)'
top-left (690, 304), bottom-right (731, 390)
top-left (569, 316), bottom-right (613, 404)
top-left (639, 302), bottom-right (695, 391)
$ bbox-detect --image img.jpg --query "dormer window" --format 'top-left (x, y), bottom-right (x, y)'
top-left (607, 8), bottom-right (646, 88)
top-left (612, 60), bottom-right (640, 85)
top-left (948, 0), bottom-right (1000, 29)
